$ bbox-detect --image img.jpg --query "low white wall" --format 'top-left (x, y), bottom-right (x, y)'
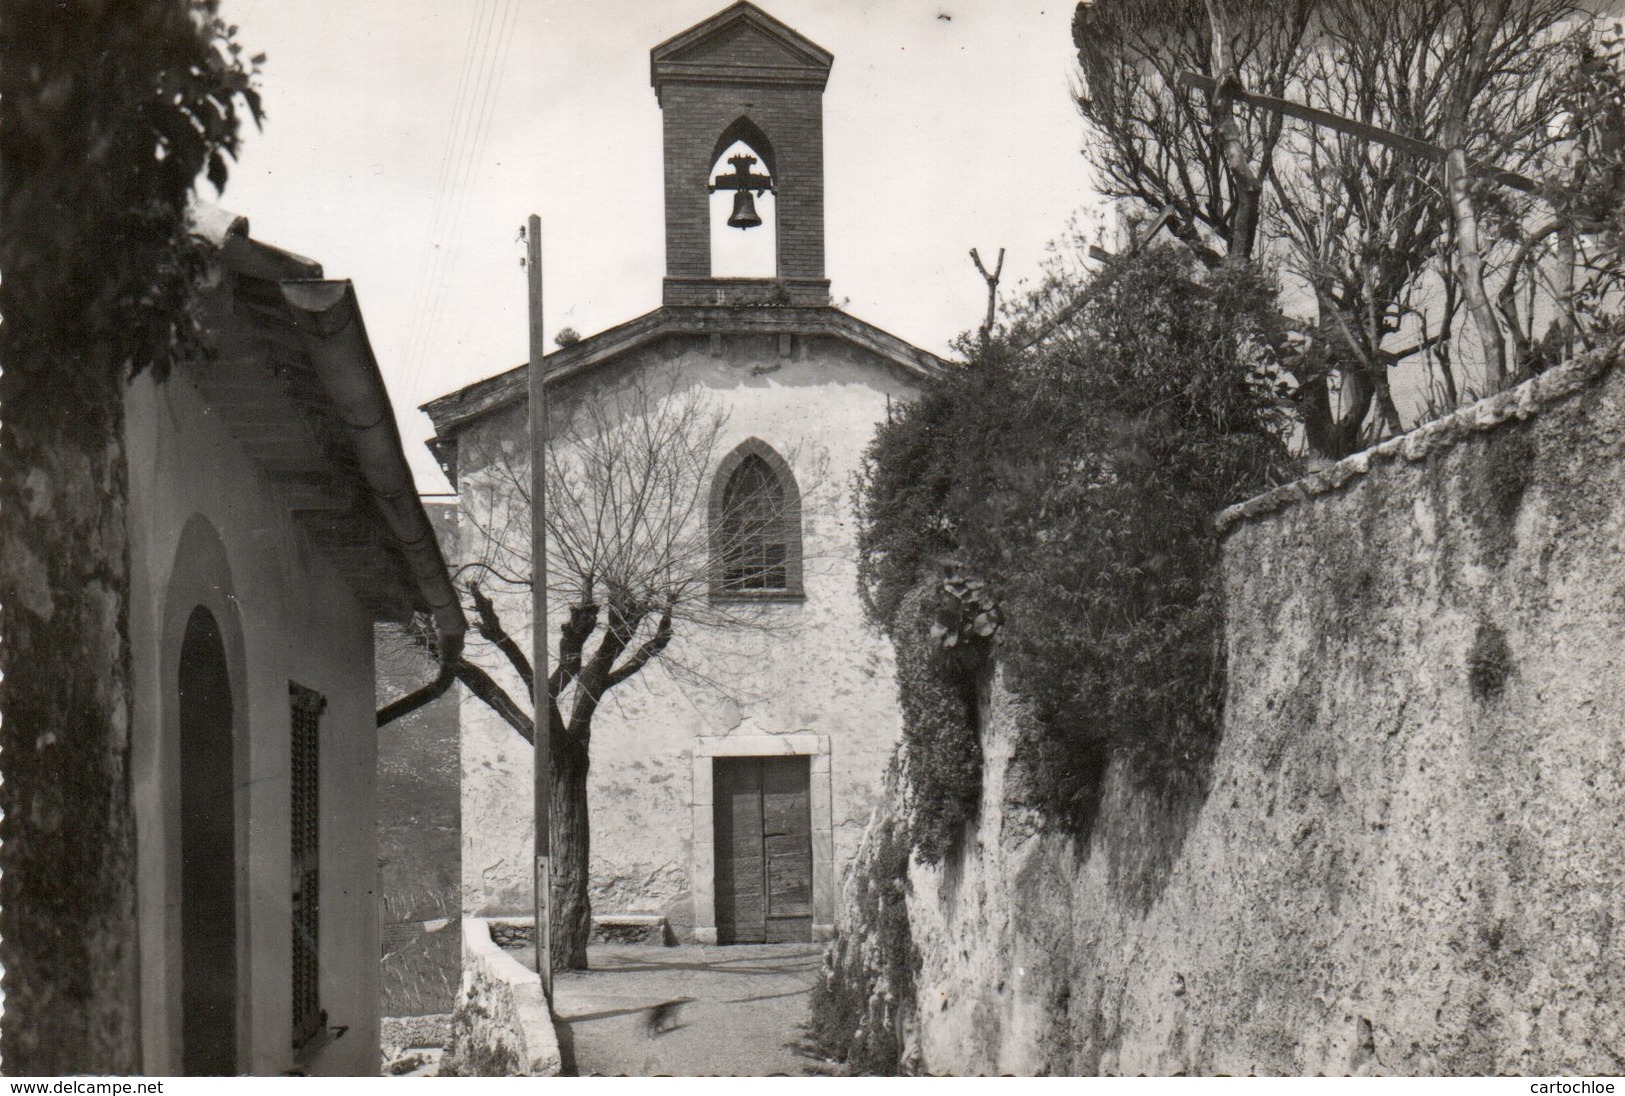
top-left (443, 918), bottom-right (561, 1077)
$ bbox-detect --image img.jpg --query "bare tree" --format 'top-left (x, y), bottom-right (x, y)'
top-left (1073, 0), bottom-right (1616, 458)
top-left (1494, 17), bottom-right (1625, 368)
top-left (1075, 0), bottom-right (1314, 265)
top-left (1270, 0), bottom-right (1586, 445)
top-left (380, 372), bottom-right (822, 969)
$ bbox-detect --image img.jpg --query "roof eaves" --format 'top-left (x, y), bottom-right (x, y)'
top-left (419, 306), bottom-right (671, 436)
top-left (421, 304), bottom-right (955, 441)
top-left (274, 280), bottom-right (468, 656)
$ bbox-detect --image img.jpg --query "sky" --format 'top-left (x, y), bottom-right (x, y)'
top-left (215, 0), bottom-right (1102, 491)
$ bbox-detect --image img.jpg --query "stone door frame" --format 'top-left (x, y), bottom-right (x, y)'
top-left (691, 733), bottom-right (833, 944)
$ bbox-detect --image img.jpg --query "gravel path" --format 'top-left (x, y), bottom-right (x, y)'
top-left (545, 942), bottom-right (839, 1077)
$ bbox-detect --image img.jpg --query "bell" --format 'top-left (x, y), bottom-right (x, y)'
top-left (727, 189), bottom-right (763, 230)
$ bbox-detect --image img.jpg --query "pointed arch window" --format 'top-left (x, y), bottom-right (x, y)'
top-left (710, 438), bottom-right (804, 600)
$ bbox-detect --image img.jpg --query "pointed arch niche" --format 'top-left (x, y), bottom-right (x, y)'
top-left (709, 437), bottom-right (803, 600)
top-left (708, 116), bottom-right (778, 279)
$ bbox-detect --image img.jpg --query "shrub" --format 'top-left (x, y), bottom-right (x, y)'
top-left (808, 812), bottom-right (918, 1075)
top-left (894, 582), bottom-right (985, 863)
top-left (857, 247), bottom-right (1296, 839)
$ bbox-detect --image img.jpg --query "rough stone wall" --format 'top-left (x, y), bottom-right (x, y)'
top-left (456, 332), bottom-right (916, 940)
top-left (887, 344), bottom-right (1625, 1076)
top-left (0, 362), bottom-right (141, 1075)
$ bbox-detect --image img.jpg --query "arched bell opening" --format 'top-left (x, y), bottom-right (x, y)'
top-left (708, 134), bottom-right (777, 279)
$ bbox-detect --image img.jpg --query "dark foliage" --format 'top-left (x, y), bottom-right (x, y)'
top-left (2, 0), bottom-right (262, 411)
top-left (853, 385), bottom-right (961, 631)
top-left (857, 248), bottom-right (1296, 838)
top-left (808, 813), bottom-right (918, 1075)
top-left (0, 0), bottom-right (260, 1072)
top-left (893, 584), bottom-right (985, 863)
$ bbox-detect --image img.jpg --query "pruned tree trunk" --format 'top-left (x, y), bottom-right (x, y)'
top-left (550, 729), bottom-right (593, 972)
top-left (970, 247), bottom-right (1005, 353)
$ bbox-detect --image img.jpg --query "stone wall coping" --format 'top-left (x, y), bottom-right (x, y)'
top-left (1217, 341), bottom-right (1624, 536)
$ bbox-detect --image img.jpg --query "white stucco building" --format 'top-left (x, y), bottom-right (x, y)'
top-left (126, 209), bottom-right (464, 1073)
top-left (423, 3), bottom-right (948, 946)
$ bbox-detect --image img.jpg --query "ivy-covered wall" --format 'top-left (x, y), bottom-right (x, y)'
top-left (843, 342), bottom-right (1625, 1075)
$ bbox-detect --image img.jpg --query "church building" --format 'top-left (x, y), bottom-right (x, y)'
top-left (423, 2), bottom-right (947, 945)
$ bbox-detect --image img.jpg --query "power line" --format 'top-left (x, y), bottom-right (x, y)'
top-left (402, 0), bottom-right (520, 405)
top-left (397, 0), bottom-right (494, 388)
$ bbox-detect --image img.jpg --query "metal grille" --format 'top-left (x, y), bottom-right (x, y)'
top-left (290, 683), bottom-right (325, 1050)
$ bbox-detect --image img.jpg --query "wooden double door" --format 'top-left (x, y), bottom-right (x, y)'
top-left (714, 756), bottom-right (813, 944)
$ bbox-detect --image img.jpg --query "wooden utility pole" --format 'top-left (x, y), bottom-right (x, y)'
top-left (526, 213), bottom-right (553, 1000)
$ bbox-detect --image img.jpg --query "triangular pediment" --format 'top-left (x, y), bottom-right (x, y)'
top-left (652, 3), bottom-right (832, 77)
top-left (667, 19), bottom-right (811, 68)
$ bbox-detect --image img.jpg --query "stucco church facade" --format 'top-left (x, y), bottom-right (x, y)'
top-left (423, 2), bottom-right (946, 945)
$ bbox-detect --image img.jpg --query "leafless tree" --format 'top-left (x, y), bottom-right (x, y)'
top-left (1076, 0), bottom-right (1314, 264)
top-left (1073, 0), bottom-right (1620, 458)
top-left (380, 371), bottom-right (823, 969)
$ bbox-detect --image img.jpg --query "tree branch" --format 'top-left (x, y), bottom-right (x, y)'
top-left (605, 604), bottom-right (675, 689)
top-left (466, 580), bottom-right (533, 694)
top-left (565, 601), bottom-right (641, 739)
top-left (454, 657), bottom-right (535, 744)
top-left (1496, 217), bottom-right (1563, 373)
